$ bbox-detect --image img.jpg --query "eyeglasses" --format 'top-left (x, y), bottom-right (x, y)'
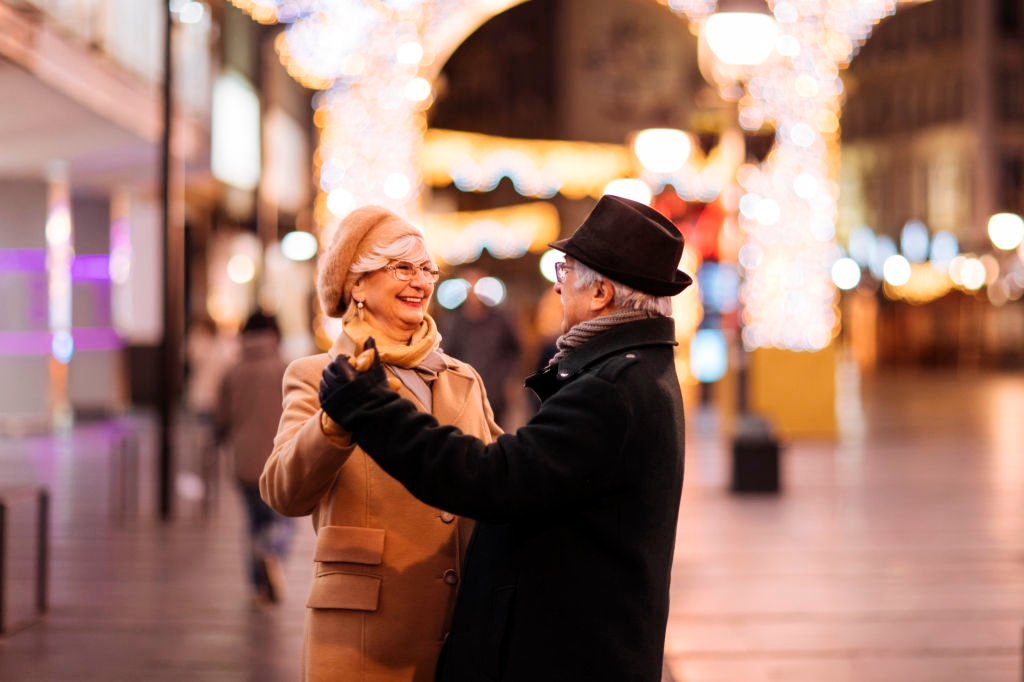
top-left (554, 261), bottom-right (574, 284)
top-left (383, 261), bottom-right (441, 283)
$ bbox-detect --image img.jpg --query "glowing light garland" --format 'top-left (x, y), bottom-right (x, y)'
top-left (421, 201), bottom-right (560, 265)
top-left (235, 0), bottom-right (906, 352)
top-left (422, 129), bottom-right (631, 200)
top-left (420, 128), bottom-right (744, 202)
top-left (719, 1), bottom-right (901, 351)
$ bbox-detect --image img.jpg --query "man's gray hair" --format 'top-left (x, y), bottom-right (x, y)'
top-left (570, 260), bottom-right (674, 316)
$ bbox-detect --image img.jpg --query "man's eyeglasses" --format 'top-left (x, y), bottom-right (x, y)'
top-left (384, 261), bottom-right (441, 283)
top-left (554, 261), bottom-right (574, 284)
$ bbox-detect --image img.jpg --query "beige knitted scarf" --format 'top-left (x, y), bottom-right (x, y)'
top-left (342, 313), bottom-right (441, 369)
top-left (547, 308), bottom-right (660, 367)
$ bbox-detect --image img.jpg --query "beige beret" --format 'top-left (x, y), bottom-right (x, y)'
top-left (317, 205), bottom-right (424, 317)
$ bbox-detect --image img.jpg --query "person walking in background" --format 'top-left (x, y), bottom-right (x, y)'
top-left (215, 311), bottom-right (293, 606)
top-left (184, 314), bottom-right (238, 475)
top-left (317, 195), bottom-right (692, 682)
top-left (260, 206), bottom-right (502, 682)
top-left (185, 314), bottom-right (239, 427)
top-left (438, 268), bottom-right (522, 430)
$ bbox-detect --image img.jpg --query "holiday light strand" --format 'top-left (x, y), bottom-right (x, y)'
top-left (235, 0), bottom-right (908, 351)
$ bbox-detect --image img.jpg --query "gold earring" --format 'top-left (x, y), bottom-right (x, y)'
top-left (356, 300), bottom-right (364, 321)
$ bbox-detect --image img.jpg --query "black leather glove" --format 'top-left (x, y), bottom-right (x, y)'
top-left (319, 337), bottom-right (386, 424)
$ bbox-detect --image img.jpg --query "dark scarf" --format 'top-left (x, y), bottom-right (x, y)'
top-left (547, 309), bottom-right (661, 367)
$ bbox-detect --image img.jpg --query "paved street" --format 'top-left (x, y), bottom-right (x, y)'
top-left (0, 364), bottom-right (1022, 681)
top-left (664, 366), bottom-right (1024, 681)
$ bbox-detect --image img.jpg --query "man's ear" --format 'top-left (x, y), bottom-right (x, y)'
top-left (589, 279), bottom-right (615, 313)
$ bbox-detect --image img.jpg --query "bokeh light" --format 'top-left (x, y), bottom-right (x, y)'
top-left (539, 249), bottom-right (562, 284)
top-left (831, 257), bottom-right (861, 290)
top-left (281, 231), bottom-right (318, 261)
top-left (473, 276), bottom-right (506, 306)
top-left (959, 257), bottom-right (987, 291)
top-left (900, 220), bottom-right (930, 263)
top-left (602, 179), bottom-right (653, 205)
top-left (988, 213), bottom-right (1024, 251)
top-left (51, 330), bottom-right (74, 364)
top-left (227, 254), bottom-right (256, 284)
top-left (704, 10), bottom-right (778, 66)
top-left (690, 329), bottom-right (728, 383)
top-left (436, 278), bottom-right (470, 310)
top-left (632, 128), bottom-right (692, 174)
top-left (929, 230), bottom-right (959, 270)
top-left (882, 254), bottom-right (911, 287)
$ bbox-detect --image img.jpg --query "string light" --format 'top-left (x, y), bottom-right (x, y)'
top-left (235, 0), bottom-right (904, 352)
top-left (421, 128), bottom-right (743, 202)
top-left (420, 202), bottom-right (560, 266)
top-left (687, 0), bottom-right (901, 351)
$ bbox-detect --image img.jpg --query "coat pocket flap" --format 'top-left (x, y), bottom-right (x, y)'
top-left (314, 525), bottom-right (386, 564)
top-left (306, 571), bottom-right (381, 611)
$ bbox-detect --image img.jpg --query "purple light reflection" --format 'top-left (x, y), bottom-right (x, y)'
top-left (0, 250), bottom-right (113, 281)
top-left (0, 328), bottom-right (124, 356)
top-left (0, 249), bottom-right (46, 272)
top-left (0, 330), bottom-right (51, 355)
top-left (71, 255), bottom-right (111, 281)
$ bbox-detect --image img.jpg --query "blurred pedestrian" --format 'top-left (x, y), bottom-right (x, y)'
top-left (185, 314), bottom-right (239, 511)
top-left (439, 268), bottom-right (522, 429)
top-left (185, 314), bottom-right (238, 428)
top-left (317, 195), bottom-right (692, 682)
top-left (214, 311), bottom-right (294, 602)
top-left (260, 206), bottom-right (502, 682)
top-left (215, 311), bottom-right (293, 605)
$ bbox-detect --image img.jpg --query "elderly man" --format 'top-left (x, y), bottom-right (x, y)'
top-left (318, 195), bottom-right (692, 682)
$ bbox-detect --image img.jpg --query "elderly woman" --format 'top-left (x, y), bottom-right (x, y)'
top-left (261, 205), bottom-right (502, 682)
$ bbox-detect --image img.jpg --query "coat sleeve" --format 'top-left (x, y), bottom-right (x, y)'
top-left (260, 355), bottom-right (356, 517)
top-left (338, 371), bottom-right (631, 523)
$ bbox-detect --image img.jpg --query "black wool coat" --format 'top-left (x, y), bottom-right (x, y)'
top-left (337, 316), bottom-right (686, 682)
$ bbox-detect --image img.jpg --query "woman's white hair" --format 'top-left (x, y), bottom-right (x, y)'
top-left (349, 234), bottom-right (434, 275)
top-left (570, 259), bottom-right (673, 316)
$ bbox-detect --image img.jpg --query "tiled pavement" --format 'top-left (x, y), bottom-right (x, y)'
top-left (0, 415), bottom-right (315, 681)
top-left (664, 367), bottom-right (1024, 681)
top-left (0, 364), bottom-right (1022, 681)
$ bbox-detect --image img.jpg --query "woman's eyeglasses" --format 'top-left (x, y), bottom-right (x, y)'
top-left (554, 261), bottom-right (574, 283)
top-left (384, 261), bottom-right (441, 283)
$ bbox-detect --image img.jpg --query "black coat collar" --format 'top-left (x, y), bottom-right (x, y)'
top-left (527, 316), bottom-right (677, 393)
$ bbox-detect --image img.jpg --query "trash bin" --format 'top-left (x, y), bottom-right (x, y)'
top-left (730, 416), bottom-right (780, 494)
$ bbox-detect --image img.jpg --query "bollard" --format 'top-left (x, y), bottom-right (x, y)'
top-left (109, 431), bottom-right (140, 519)
top-left (0, 486), bottom-right (48, 635)
top-left (730, 415), bottom-right (781, 494)
top-left (198, 424), bottom-right (219, 518)
top-left (175, 417), bottom-right (220, 521)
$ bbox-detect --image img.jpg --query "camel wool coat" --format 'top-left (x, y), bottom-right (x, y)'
top-left (260, 333), bottom-right (502, 682)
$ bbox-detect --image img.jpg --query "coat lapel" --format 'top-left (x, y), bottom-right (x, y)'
top-left (430, 363), bottom-right (476, 427)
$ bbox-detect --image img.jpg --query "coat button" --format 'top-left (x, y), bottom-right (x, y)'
top-left (442, 569), bottom-right (459, 585)
top-left (440, 511), bottom-right (455, 523)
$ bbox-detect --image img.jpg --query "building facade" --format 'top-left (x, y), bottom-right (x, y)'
top-left (839, 0), bottom-right (1024, 368)
top-left (0, 0), bottom-right (315, 433)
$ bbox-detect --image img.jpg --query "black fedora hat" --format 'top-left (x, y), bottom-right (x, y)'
top-left (550, 195), bottom-right (693, 296)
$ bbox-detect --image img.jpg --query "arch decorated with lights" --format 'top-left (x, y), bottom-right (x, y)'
top-left (230, 0), bottom-right (908, 352)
